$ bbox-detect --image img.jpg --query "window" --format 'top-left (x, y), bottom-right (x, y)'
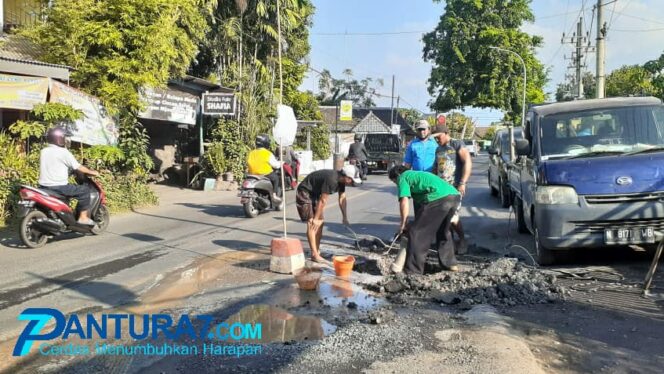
top-left (539, 105), bottom-right (664, 157)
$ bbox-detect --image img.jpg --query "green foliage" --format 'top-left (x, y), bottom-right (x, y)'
top-left (0, 132), bottom-right (41, 226)
top-left (316, 69), bottom-right (384, 106)
top-left (606, 65), bottom-right (656, 98)
top-left (483, 126), bottom-right (496, 141)
top-left (31, 103), bottom-right (84, 126)
top-left (23, 0), bottom-right (215, 114)
top-left (118, 115), bottom-right (154, 173)
top-left (81, 145), bottom-right (126, 172)
top-left (287, 90), bottom-right (331, 160)
top-left (202, 141), bottom-right (226, 176)
top-left (555, 72), bottom-right (596, 101)
top-left (399, 109), bottom-right (422, 126)
top-left (423, 0), bottom-right (547, 117)
top-left (9, 121), bottom-right (46, 141)
top-left (445, 112), bottom-right (476, 140)
top-left (213, 119), bottom-right (249, 179)
top-left (644, 52), bottom-right (664, 99)
top-left (96, 172), bottom-right (159, 213)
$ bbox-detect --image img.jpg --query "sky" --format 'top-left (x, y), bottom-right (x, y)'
top-left (300, 0), bottom-right (664, 126)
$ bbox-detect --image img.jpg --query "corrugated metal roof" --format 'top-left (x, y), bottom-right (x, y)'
top-left (0, 35), bottom-right (72, 70)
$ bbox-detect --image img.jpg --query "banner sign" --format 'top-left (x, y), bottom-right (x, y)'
top-left (340, 100), bottom-right (353, 121)
top-left (139, 87), bottom-right (199, 125)
top-left (202, 92), bottom-right (236, 116)
top-left (49, 81), bottom-right (119, 146)
top-left (0, 73), bottom-right (48, 110)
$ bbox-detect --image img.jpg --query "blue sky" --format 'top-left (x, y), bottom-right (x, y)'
top-left (301, 0), bottom-right (664, 126)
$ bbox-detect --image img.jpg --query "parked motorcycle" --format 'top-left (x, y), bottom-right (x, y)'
top-left (17, 174), bottom-right (110, 248)
top-left (238, 174), bottom-right (285, 218)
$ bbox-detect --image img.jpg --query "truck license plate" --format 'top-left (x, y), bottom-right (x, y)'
top-left (604, 227), bottom-right (655, 245)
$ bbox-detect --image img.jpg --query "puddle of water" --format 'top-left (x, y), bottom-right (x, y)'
top-left (225, 304), bottom-right (336, 343)
top-left (268, 273), bottom-right (382, 311)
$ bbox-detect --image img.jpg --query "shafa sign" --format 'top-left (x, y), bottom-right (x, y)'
top-left (202, 93), bottom-right (236, 116)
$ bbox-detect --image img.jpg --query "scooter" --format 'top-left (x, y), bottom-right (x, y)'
top-left (348, 157), bottom-right (368, 180)
top-left (17, 173), bottom-right (110, 248)
top-left (238, 173), bottom-right (285, 218)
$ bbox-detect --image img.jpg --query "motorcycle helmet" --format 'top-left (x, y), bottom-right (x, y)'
top-left (354, 133), bottom-right (362, 141)
top-left (46, 127), bottom-right (67, 147)
top-left (255, 134), bottom-right (270, 149)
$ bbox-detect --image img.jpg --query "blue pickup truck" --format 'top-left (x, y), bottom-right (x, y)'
top-left (508, 97), bottom-right (664, 264)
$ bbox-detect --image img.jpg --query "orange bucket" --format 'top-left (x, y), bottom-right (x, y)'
top-left (333, 255), bottom-right (355, 277)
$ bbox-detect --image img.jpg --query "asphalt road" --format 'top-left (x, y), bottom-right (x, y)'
top-left (1, 155), bottom-right (663, 373)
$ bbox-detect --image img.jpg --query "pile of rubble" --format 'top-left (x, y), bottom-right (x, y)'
top-left (369, 258), bottom-right (569, 307)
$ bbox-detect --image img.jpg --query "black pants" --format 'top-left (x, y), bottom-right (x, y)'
top-left (41, 184), bottom-right (92, 211)
top-left (404, 195), bottom-right (461, 275)
top-left (266, 171), bottom-right (282, 196)
top-left (359, 160), bottom-right (368, 178)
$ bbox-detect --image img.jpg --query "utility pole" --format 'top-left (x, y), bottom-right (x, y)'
top-left (576, 17), bottom-right (584, 99)
top-left (561, 17), bottom-right (589, 100)
top-left (390, 75), bottom-right (395, 125)
top-left (596, 0), bottom-right (606, 98)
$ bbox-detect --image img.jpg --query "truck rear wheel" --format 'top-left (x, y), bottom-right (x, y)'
top-left (499, 178), bottom-right (511, 208)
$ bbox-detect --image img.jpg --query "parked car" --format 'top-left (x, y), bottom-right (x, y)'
top-left (463, 139), bottom-right (478, 157)
top-left (508, 97), bottom-right (664, 265)
top-left (364, 133), bottom-right (402, 173)
top-left (487, 127), bottom-right (523, 208)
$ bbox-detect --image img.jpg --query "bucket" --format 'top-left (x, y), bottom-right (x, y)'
top-left (333, 255), bottom-right (355, 277)
top-left (293, 267), bottom-right (322, 290)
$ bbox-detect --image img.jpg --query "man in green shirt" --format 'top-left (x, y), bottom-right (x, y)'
top-left (388, 165), bottom-right (461, 274)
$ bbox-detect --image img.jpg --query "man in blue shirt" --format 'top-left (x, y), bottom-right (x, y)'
top-left (403, 120), bottom-right (438, 172)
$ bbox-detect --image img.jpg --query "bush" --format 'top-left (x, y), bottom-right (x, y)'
top-left (0, 132), bottom-right (41, 226)
top-left (97, 172), bottom-right (158, 213)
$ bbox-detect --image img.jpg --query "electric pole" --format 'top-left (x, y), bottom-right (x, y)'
top-left (596, 0), bottom-right (606, 98)
top-left (576, 17), bottom-right (584, 98)
top-left (390, 75), bottom-right (395, 125)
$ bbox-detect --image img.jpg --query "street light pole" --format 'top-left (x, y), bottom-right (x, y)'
top-left (489, 46), bottom-right (527, 162)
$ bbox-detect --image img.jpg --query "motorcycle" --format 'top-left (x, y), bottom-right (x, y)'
top-left (348, 157), bottom-right (368, 180)
top-left (238, 173), bottom-right (285, 218)
top-left (17, 173), bottom-right (110, 248)
top-left (282, 160), bottom-right (300, 190)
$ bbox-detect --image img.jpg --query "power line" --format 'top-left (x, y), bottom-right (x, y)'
top-left (611, 27), bottom-right (664, 32)
top-left (313, 30), bottom-right (426, 36)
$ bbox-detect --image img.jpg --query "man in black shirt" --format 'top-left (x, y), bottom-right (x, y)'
top-left (296, 165), bottom-right (362, 263)
top-left (347, 134), bottom-right (368, 180)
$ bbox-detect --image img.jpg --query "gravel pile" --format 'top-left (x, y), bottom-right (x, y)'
top-left (370, 258), bottom-right (568, 307)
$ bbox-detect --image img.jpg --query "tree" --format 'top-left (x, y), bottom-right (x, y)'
top-left (483, 126), bottom-right (496, 141)
top-left (25, 0), bottom-right (214, 113)
top-left (23, 0), bottom-right (215, 171)
top-left (445, 112), bottom-right (476, 140)
top-left (190, 0), bottom-right (316, 167)
top-left (555, 72), bottom-right (596, 101)
top-left (316, 69), bottom-right (384, 107)
top-left (288, 90), bottom-right (331, 160)
top-left (398, 108), bottom-right (422, 126)
top-left (606, 65), bottom-right (655, 98)
top-left (423, 0), bottom-right (547, 121)
top-left (644, 52), bottom-right (664, 99)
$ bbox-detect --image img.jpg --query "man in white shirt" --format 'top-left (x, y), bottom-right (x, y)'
top-left (39, 127), bottom-right (100, 225)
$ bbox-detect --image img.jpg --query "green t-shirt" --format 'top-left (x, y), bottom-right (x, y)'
top-left (397, 170), bottom-right (459, 205)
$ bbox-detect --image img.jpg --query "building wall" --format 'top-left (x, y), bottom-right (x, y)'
top-left (3, 0), bottom-right (42, 30)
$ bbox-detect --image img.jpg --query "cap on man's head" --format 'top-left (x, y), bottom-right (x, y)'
top-left (340, 165), bottom-right (363, 185)
top-left (415, 120), bottom-right (430, 130)
top-left (431, 124), bottom-right (449, 135)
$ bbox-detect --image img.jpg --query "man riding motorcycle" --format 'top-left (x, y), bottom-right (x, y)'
top-left (38, 127), bottom-right (100, 225)
top-left (247, 134), bottom-right (282, 202)
top-left (347, 133), bottom-right (368, 180)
